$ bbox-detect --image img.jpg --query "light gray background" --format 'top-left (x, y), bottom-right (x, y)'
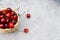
top-left (0, 0), bottom-right (60, 40)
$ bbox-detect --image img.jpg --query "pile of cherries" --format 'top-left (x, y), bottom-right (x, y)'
top-left (0, 8), bottom-right (18, 29)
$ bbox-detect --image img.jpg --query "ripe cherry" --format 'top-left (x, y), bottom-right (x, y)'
top-left (2, 10), bottom-right (6, 14)
top-left (0, 15), bottom-right (4, 18)
top-left (12, 20), bottom-right (16, 24)
top-left (1, 18), bottom-right (6, 23)
top-left (24, 28), bottom-right (29, 33)
top-left (8, 22), bottom-right (14, 28)
top-left (4, 24), bottom-right (8, 28)
top-left (11, 16), bottom-right (14, 19)
top-left (11, 11), bottom-right (15, 15)
top-left (0, 24), bottom-right (4, 28)
top-left (5, 24), bottom-right (8, 27)
top-left (6, 13), bottom-right (11, 17)
top-left (14, 15), bottom-right (18, 20)
top-left (7, 8), bottom-right (12, 13)
top-left (6, 18), bottom-right (9, 23)
top-left (26, 14), bottom-right (31, 19)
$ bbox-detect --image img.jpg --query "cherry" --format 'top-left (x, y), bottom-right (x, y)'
top-left (4, 24), bottom-right (8, 28)
top-left (11, 15), bottom-right (18, 20)
top-left (6, 18), bottom-right (9, 23)
top-left (12, 20), bottom-right (16, 24)
top-left (11, 16), bottom-right (14, 19)
top-left (11, 11), bottom-right (15, 15)
top-left (26, 14), bottom-right (31, 19)
top-left (7, 8), bottom-right (12, 13)
top-left (14, 15), bottom-right (18, 20)
top-left (5, 24), bottom-right (8, 27)
top-left (8, 22), bottom-right (14, 28)
top-left (2, 10), bottom-right (6, 14)
top-left (24, 28), bottom-right (29, 33)
top-left (1, 18), bottom-right (6, 23)
top-left (0, 24), bottom-right (4, 28)
top-left (0, 15), bottom-right (4, 18)
top-left (6, 13), bottom-right (11, 17)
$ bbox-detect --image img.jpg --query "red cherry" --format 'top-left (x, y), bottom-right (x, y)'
top-left (6, 13), bottom-right (11, 17)
top-left (1, 18), bottom-right (6, 23)
top-left (7, 8), bottom-right (12, 13)
top-left (0, 15), bottom-right (4, 18)
top-left (26, 14), bottom-right (31, 18)
top-left (7, 8), bottom-right (11, 10)
top-left (4, 24), bottom-right (8, 28)
top-left (8, 22), bottom-right (14, 28)
top-left (5, 24), bottom-right (8, 27)
top-left (12, 20), bottom-right (16, 24)
top-left (6, 18), bottom-right (9, 23)
top-left (11, 16), bottom-right (14, 19)
top-left (2, 10), bottom-right (6, 14)
top-left (11, 11), bottom-right (15, 15)
top-left (14, 15), bottom-right (18, 20)
top-left (24, 28), bottom-right (29, 33)
top-left (0, 24), bottom-right (4, 28)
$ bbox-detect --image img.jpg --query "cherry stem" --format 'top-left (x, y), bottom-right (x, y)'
top-left (15, 6), bottom-right (21, 16)
top-left (17, 6), bottom-right (20, 11)
top-left (17, 13), bottom-right (20, 17)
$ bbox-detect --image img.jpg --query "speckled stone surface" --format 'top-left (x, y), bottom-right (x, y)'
top-left (0, 0), bottom-right (60, 40)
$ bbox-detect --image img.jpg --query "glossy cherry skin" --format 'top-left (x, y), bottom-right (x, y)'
top-left (2, 10), bottom-right (6, 14)
top-left (0, 15), bottom-right (4, 19)
top-left (6, 13), bottom-right (11, 18)
top-left (1, 18), bottom-right (6, 23)
top-left (11, 16), bottom-right (14, 19)
top-left (7, 8), bottom-right (12, 13)
top-left (8, 22), bottom-right (14, 28)
top-left (12, 20), bottom-right (16, 24)
top-left (14, 15), bottom-right (18, 20)
top-left (4, 24), bottom-right (8, 28)
top-left (6, 18), bottom-right (9, 23)
top-left (26, 14), bottom-right (31, 18)
top-left (11, 11), bottom-right (15, 15)
top-left (24, 28), bottom-right (29, 33)
top-left (0, 24), bottom-right (4, 28)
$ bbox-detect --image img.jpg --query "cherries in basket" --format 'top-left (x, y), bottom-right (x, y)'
top-left (0, 8), bottom-right (18, 29)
